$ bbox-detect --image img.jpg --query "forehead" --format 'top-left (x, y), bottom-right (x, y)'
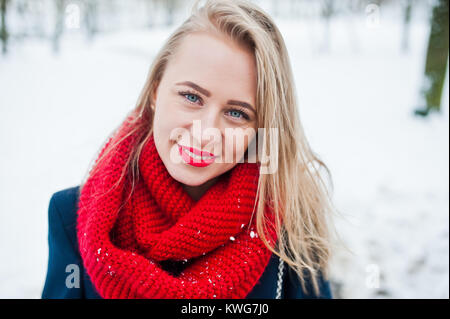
top-left (164, 31), bottom-right (257, 101)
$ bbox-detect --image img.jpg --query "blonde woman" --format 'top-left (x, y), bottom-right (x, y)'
top-left (42, 0), bottom-right (338, 299)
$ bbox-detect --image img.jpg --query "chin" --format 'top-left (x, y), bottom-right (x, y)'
top-left (166, 163), bottom-right (213, 186)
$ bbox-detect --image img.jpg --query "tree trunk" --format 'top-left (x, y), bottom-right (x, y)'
top-left (53, 0), bottom-right (66, 53)
top-left (416, 0), bottom-right (449, 116)
top-left (0, 0), bottom-right (8, 55)
top-left (401, 0), bottom-right (413, 53)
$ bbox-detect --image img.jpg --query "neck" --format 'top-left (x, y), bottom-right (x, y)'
top-left (182, 175), bottom-right (221, 202)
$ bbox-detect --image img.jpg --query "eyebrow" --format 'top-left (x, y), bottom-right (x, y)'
top-left (175, 81), bottom-right (256, 114)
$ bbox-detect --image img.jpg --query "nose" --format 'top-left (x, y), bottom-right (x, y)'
top-left (192, 108), bottom-right (222, 151)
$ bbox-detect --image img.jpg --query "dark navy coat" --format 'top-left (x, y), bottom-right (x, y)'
top-left (41, 186), bottom-right (333, 299)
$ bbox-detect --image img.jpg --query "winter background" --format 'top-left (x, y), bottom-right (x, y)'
top-left (0, 0), bottom-right (448, 299)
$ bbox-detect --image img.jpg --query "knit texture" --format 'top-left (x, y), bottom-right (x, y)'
top-left (76, 116), bottom-right (278, 299)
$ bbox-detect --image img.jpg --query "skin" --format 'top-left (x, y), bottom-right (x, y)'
top-left (150, 30), bottom-right (258, 201)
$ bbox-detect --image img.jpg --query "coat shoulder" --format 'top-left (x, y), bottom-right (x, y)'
top-left (42, 185), bottom-right (101, 299)
top-left (49, 186), bottom-right (81, 248)
top-left (284, 264), bottom-right (333, 299)
top-left (248, 253), bottom-right (333, 299)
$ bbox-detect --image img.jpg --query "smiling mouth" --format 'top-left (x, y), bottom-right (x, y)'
top-left (177, 143), bottom-right (218, 167)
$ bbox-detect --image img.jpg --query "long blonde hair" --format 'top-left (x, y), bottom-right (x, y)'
top-left (80, 0), bottom-right (342, 297)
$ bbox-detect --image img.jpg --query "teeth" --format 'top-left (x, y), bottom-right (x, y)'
top-left (183, 148), bottom-right (214, 160)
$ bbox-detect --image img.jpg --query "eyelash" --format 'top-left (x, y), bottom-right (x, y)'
top-left (178, 90), bottom-right (250, 121)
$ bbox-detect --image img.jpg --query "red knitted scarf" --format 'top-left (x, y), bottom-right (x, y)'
top-left (76, 117), bottom-right (278, 299)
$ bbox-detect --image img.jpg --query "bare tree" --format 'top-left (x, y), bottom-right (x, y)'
top-left (53, 0), bottom-right (66, 53)
top-left (84, 0), bottom-right (98, 42)
top-left (401, 0), bottom-right (414, 53)
top-left (164, 0), bottom-right (178, 26)
top-left (415, 0), bottom-right (449, 116)
top-left (0, 0), bottom-right (9, 55)
top-left (150, 0), bottom-right (180, 27)
top-left (320, 0), bottom-right (335, 53)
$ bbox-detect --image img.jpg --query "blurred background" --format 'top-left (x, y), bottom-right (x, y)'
top-left (0, 0), bottom-right (448, 299)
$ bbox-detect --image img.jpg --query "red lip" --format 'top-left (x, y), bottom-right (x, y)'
top-left (177, 144), bottom-right (217, 167)
top-left (178, 144), bottom-right (217, 158)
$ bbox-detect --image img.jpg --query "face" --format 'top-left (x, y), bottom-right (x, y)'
top-left (151, 31), bottom-right (258, 187)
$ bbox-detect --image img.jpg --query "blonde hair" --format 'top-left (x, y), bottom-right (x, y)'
top-left (81, 0), bottom-right (343, 297)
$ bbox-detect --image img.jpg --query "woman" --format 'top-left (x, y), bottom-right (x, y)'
top-left (42, 0), bottom-right (338, 299)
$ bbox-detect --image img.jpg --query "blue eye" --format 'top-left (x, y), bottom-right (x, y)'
top-left (229, 110), bottom-right (242, 118)
top-left (185, 94), bottom-right (199, 103)
top-left (227, 108), bottom-right (250, 121)
top-left (179, 91), bottom-right (201, 104)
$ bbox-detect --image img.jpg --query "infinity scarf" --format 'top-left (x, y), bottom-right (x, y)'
top-left (76, 116), bottom-right (278, 299)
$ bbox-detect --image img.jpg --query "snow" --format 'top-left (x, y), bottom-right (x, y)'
top-left (0, 1), bottom-right (448, 298)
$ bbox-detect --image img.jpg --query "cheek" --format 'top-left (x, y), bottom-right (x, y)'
top-left (154, 97), bottom-right (186, 132)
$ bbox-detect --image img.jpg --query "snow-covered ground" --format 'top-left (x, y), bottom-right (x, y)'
top-left (0, 2), bottom-right (448, 298)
